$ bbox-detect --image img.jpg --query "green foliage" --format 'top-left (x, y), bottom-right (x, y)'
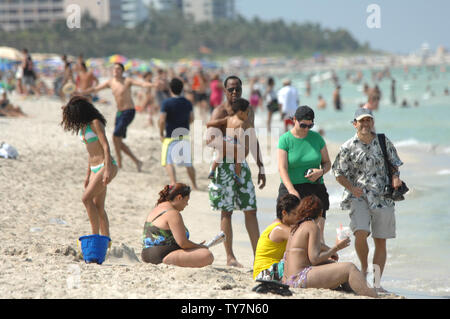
top-left (0, 10), bottom-right (369, 59)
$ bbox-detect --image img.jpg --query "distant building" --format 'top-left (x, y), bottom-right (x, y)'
top-left (0, 0), bottom-right (148, 31)
top-left (183, 0), bottom-right (235, 23)
top-left (120, 0), bottom-right (148, 28)
top-left (148, 0), bottom-right (183, 12)
top-left (148, 0), bottom-right (235, 23)
top-left (0, 0), bottom-right (65, 31)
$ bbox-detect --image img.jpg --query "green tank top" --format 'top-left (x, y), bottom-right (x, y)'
top-left (277, 130), bottom-right (326, 184)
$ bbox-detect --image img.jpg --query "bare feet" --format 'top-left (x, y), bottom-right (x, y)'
top-left (375, 286), bottom-right (390, 294)
top-left (227, 258), bottom-right (243, 268)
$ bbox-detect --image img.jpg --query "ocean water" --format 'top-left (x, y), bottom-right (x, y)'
top-left (244, 65), bottom-right (450, 298)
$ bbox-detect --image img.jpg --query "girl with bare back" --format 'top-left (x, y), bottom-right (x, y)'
top-left (282, 195), bottom-right (378, 298)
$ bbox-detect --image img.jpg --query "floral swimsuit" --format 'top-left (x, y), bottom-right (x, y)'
top-left (141, 210), bottom-right (189, 264)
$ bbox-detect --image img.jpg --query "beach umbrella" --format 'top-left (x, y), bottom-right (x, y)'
top-left (137, 63), bottom-right (151, 72)
top-left (151, 58), bottom-right (166, 68)
top-left (0, 47), bottom-right (24, 61)
top-left (109, 54), bottom-right (127, 64)
top-left (0, 59), bottom-right (14, 71)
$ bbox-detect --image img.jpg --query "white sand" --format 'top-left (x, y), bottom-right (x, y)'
top-left (0, 92), bottom-right (404, 299)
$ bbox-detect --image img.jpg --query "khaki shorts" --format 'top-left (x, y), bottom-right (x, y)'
top-left (349, 198), bottom-right (396, 239)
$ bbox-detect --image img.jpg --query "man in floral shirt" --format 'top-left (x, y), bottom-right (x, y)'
top-left (332, 108), bottom-right (403, 292)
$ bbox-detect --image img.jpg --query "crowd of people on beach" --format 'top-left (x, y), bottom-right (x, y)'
top-left (8, 50), bottom-right (444, 298)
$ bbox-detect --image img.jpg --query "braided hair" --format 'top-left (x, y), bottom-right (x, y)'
top-left (156, 183), bottom-right (191, 206)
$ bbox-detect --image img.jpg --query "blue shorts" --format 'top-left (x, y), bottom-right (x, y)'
top-left (114, 109), bottom-right (135, 138)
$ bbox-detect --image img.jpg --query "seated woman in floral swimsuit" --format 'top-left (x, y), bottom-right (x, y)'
top-left (282, 195), bottom-right (378, 298)
top-left (141, 183), bottom-right (214, 267)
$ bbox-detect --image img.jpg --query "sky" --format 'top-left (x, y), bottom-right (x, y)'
top-left (235, 0), bottom-right (450, 54)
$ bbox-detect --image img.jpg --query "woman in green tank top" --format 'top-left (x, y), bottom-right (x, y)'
top-left (277, 106), bottom-right (331, 243)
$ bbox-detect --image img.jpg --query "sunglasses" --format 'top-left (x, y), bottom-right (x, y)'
top-left (227, 87), bottom-right (242, 93)
top-left (299, 123), bottom-right (314, 129)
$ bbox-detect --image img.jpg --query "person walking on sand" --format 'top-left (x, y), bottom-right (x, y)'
top-left (141, 183), bottom-right (214, 267)
top-left (159, 78), bottom-right (198, 190)
top-left (61, 96), bottom-right (118, 238)
top-left (207, 75), bottom-right (266, 267)
top-left (332, 108), bottom-right (404, 293)
top-left (21, 48), bottom-right (40, 97)
top-left (83, 63), bottom-right (156, 172)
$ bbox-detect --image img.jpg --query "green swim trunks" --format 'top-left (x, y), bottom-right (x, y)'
top-left (208, 159), bottom-right (257, 212)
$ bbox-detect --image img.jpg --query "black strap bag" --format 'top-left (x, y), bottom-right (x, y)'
top-left (377, 134), bottom-right (409, 201)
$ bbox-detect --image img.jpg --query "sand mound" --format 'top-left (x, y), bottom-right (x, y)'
top-left (106, 243), bottom-right (140, 264)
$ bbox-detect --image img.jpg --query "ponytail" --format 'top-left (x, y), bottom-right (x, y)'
top-left (156, 183), bottom-right (191, 206)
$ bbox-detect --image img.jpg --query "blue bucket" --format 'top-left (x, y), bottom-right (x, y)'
top-left (78, 234), bottom-right (111, 264)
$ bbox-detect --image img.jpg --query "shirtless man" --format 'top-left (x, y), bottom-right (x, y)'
top-left (206, 98), bottom-right (251, 184)
top-left (83, 63), bottom-right (155, 171)
top-left (207, 75), bottom-right (266, 267)
top-left (76, 62), bottom-right (99, 102)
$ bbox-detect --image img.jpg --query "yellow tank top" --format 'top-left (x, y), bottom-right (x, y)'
top-left (253, 222), bottom-right (287, 279)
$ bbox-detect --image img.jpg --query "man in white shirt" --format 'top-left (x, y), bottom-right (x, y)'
top-left (277, 79), bottom-right (299, 132)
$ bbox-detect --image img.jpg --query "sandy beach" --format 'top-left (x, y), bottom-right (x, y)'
top-left (0, 91), bottom-right (406, 300)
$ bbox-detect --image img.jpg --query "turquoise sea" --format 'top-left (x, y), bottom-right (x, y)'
top-left (245, 64), bottom-right (450, 298)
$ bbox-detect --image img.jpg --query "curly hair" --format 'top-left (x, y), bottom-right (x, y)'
top-left (291, 195), bottom-right (323, 234)
top-left (61, 96), bottom-right (106, 134)
top-left (156, 183), bottom-right (191, 206)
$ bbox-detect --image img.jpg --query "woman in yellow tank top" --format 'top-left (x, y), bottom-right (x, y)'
top-left (253, 194), bottom-right (301, 280)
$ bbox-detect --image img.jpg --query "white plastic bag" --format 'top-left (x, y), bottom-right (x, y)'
top-left (0, 142), bottom-right (18, 159)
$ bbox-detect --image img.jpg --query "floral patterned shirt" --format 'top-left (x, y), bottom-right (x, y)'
top-left (332, 133), bottom-right (403, 210)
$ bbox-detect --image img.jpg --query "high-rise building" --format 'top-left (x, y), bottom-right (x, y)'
top-left (0, 0), bottom-right (148, 31)
top-left (183, 0), bottom-right (235, 23)
top-left (211, 0), bottom-right (234, 20)
top-left (148, 0), bottom-right (182, 12)
top-left (0, 0), bottom-right (66, 31)
top-left (119, 0), bottom-right (148, 28)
